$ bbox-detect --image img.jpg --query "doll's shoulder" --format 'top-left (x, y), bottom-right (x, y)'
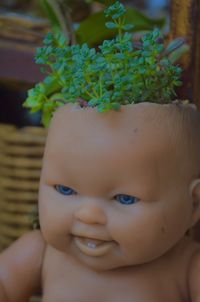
top-left (185, 238), bottom-right (200, 302)
top-left (0, 230), bottom-right (46, 302)
top-left (0, 230), bottom-right (46, 266)
top-left (0, 230), bottom-right (46, 281)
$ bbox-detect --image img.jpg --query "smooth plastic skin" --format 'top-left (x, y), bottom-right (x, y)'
top-left (1, 102), bottom-right (200, 302)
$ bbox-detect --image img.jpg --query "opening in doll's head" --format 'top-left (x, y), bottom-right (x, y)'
top-left (38, 103), bottom-right (200, 270)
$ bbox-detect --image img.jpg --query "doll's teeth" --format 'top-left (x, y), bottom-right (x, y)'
top-left (87, 242), bottom-right (97, 249)
top-left (80, 237), bottom-right (103, 247)
top-left (74, 236), bottom-right (114, 256)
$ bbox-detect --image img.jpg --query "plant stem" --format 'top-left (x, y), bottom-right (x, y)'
top-left (85, 75), bottom-right (99, 98)
top-left (99, 74), bottom-right (103, 97)
top-left (81, 84), bottom-right (95, 99)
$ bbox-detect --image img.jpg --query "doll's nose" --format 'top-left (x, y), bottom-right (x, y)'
top-left (74, 200), bottom-right (107, 225)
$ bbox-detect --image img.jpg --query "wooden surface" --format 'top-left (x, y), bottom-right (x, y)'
top-left (170, 0), bottom-right (200, 109)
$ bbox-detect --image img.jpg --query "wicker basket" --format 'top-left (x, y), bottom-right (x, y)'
top-left (0, 124), bottom-right (46, 251)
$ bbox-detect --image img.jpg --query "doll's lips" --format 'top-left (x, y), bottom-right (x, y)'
top-left (73, 236), bottom-right (114, 257)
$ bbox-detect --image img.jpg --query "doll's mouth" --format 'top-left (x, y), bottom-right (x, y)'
top-left (73, 236), bottom-right (114, 257)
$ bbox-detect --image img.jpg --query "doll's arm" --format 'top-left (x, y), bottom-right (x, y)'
top-left (188, 250), bottom-right (200, 302)
top-left (0, 282), bottom-right (9, 301)
top-left (0, 230), bottom-right (45, 302)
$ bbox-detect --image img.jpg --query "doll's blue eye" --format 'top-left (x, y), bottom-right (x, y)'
top-left (55, 185), bottom-right (77, 196)
top-left (115, 194), bottom-right (139, 205)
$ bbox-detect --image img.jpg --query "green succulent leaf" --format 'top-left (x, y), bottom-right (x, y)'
top-left (104, 1), bottom-right (126, 19)
top-left (122, 24), bottom-right (134, 31)
top-left (105, 21), bottom-right (118, 29)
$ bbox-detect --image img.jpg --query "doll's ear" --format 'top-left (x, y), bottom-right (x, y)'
top-left (189, 179), bottom-right (200, 227)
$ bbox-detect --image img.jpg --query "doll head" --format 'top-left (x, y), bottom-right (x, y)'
top-left (38, 103), bottom-right (200, 270)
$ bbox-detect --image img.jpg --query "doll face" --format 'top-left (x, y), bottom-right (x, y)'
top-left (39, 104), bottom-right (196, 270)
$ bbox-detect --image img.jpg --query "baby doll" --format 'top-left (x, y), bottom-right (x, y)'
top-left (0, 102), bottom-right (200, 302)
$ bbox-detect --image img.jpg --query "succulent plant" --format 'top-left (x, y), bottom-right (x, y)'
top-left (24, 1), bottom-right (188, 126)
